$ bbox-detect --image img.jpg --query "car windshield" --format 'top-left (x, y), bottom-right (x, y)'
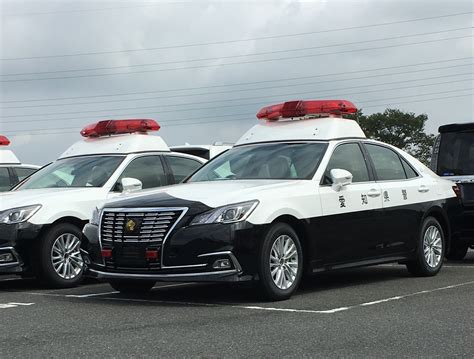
top-left (436, 132), bottom-right (474, 176)
top-left (188, 142), bottom-right (327, 182)
top-left (17, 155), bottom-right (125, 189)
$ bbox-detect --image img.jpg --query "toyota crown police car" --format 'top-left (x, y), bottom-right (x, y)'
top-left (431, 122), bottom-right (474, 259)
top-left (0, 135), bottom-right (39, 192)
top-left (0, 119), bottom-right (205, 288)
top-left (83, 101), bottom-right (458, 300)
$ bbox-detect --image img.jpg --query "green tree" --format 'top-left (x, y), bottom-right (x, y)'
top-left (349, 108), bottom-right (436, 164)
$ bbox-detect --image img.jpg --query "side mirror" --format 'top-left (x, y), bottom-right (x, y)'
top-left (330, 169), bottom-right (353, 192)
top-left (120, 177), bottom-right (142, 193)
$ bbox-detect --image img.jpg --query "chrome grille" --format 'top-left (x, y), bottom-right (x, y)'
top-left (100, 209), bottom-right (186, 243)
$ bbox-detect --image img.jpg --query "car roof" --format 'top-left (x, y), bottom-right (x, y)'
top-left (235, 116), bottom-right (366, 146)
top-left (59, 133), bottom-right (171, 159)
top-left (438, 122), bottom-right (474, 133)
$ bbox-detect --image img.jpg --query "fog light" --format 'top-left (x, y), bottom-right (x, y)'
top-left (0, 253), bottom-right (14, 263)
top-left (145, 249), bottom-right (159, 260)
top-left (212, 258), bottom-right (231, 270)
top-left (101, 249), bottom-right (113, 258)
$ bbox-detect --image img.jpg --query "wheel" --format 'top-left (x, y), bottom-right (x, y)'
top-left (406, 217), bottom-right (444, 276)
top-left (258, 223), bottom-right (303, 301)
top-left (108, 279), bottom-right (156, 294)
top-left (37, 223), bottom-right (85, 288)
top-left (446, 242), bottom-right (469, 260)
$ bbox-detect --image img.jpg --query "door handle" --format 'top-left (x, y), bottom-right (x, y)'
top-left (367, 189), bottom-right (381, 197)
top-left (418, 185), bottom-right (429, 193)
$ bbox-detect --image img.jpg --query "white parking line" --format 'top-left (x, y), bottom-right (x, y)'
top-left (0, 302), bottom-right (34, 309)
top-left (93, 280), bottom-right (474, 314)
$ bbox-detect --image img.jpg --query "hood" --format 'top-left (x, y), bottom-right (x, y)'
top-left (0, 187), bottom-right (104, 211)
top-left (105, 180), bottom-right (301, 209)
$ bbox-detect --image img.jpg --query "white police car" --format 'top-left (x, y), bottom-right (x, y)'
top-left (0, 135), bottom-right (40, 192)
top-left (84, 102), bottom-right (458, 300)
top-left (0, 119), bottom-right (205, 287)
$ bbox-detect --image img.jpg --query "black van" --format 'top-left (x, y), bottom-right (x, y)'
top-left (431, 123), bottom-right (474, 259)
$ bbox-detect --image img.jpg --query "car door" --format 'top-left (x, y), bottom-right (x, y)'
top-left (163, 155), bottom-right (203, 184)
top-left (318, 142), bottom-right (384, 264)
top-left (363, 143), bottom-right (423, 256)
top-left (111, 155), bottom-right (169, 194)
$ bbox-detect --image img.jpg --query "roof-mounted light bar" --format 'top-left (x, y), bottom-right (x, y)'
top-left (0, 135), bottom-right (11, 146)
top-left (80, 119), bottom-right (160, 138)
top-left (256, 100), bottom-right (357, 121)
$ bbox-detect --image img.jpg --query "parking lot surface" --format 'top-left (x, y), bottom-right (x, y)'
top-left (1, 252), bottom-right (473, 358)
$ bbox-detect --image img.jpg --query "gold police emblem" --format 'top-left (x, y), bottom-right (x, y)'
top-left (125, 218), bottom-right (137, 233)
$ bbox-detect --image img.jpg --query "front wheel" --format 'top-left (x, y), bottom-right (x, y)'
top-left (258, 223), bottom-right (303, 301)
top-left (37, 223), bottom-right (85, 288)
top-left (406, 217), bottom-right (444, 277)
top-left (108, 279), bottom-right (156, 294)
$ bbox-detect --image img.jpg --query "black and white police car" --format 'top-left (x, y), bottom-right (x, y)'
top-left (0, 135), bottom-right (39, 192)
top-left (431, 123), bottom-right (474, 259)
top-left (0, 119), bottom-right (205, 287)
top-left (84, 101), bottom-right (458, 300)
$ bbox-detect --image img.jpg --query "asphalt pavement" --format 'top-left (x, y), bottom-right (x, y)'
top-left (1, 252), bottom-right (473, 358)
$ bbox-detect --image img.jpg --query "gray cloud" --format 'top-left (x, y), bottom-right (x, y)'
top-left (0, 0), bottom-right (472, 165)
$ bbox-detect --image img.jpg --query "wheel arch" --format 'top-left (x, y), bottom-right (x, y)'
top-left (422, 206), bottom-right (451, 251)
top-left (271, 214), bottom-right (311, 267)
top-left (38, 216), bottom-right (88, 239)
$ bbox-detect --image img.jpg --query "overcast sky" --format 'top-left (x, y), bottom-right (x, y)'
top-left (0, 0), bottom-right (472, 165)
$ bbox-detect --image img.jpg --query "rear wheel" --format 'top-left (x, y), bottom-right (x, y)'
top-left (258, 223), bottom-right (303, 301)
top-left (446, 242), bottom-right (469, 260)
top-left (37, 223), bottom-right (85, 288)
top-left (108, 279), bottom-right (156, 294)
top-left (406, 217), bottom-right (444, 276)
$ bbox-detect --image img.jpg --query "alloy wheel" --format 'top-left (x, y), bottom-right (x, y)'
top-left (269, 234), bottom-right (299, 290)
top-left (51, 233), bottom-right (84, 280)
top-left (423, 225), bottom-right (442, 268)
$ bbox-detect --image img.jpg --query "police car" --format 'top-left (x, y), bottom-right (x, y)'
top-left (83, 101), bottom-right (458, 300)
top-left (431, 123), bottom-right (474, 259)
top-left (0, 135), bottom-right (40, 192)
top-left (171, 143), bottom-right (233, 160)
top-left (0, 119), bottom-right (205, 287)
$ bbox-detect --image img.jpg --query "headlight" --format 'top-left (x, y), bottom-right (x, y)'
top-left (190, 200), bottom-right (259, 225)
top-left (90, 206), bottom-right (102, 226)
top-left (0, 205), bottom-right (42, 224)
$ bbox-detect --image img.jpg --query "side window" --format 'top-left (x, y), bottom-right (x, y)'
top-left (365, 144), bottom-right (407, 181)
top-left (323, 143), bottom-right (370, 184)
top-left (0, 168), bottom-right (12, 191)
top-left (14, 167), bottom-right (37, 182)
top-left (401, 158), bottom-right (418, 179)
top-left (116, 156), bottom-right (167, 190)
top-left (166, 156), bottom-right (202, 183)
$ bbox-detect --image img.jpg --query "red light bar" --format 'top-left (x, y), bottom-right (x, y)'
top-left (0, 135), bottom-right (11, 146)
top-left (256, 100), bottom-right (357, 120)
top-left (80, 119), bottom-right (160, 137)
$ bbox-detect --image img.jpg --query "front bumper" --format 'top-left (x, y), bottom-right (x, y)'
top-left (83, 219), bottom-right (267, 283)
top-left (0, 222), bottom-right (43, 274)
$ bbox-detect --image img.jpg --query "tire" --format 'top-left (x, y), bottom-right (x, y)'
top-left (406, 217), bottom-right (444, 277)
top-left (108, 279), bottom-right (156, 294)
top-left (258, 223), bottom-right (303, 301)
top-left (446, 242), bottom-right (469, 261)
top-left (37, 223), bottom-right (85, 288)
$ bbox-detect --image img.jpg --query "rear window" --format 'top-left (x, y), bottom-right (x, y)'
top-left (435, 132), bottom-right (474, 176)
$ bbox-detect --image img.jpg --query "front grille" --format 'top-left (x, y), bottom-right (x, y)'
top-left (100, 209), bottom-right (186, 243)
